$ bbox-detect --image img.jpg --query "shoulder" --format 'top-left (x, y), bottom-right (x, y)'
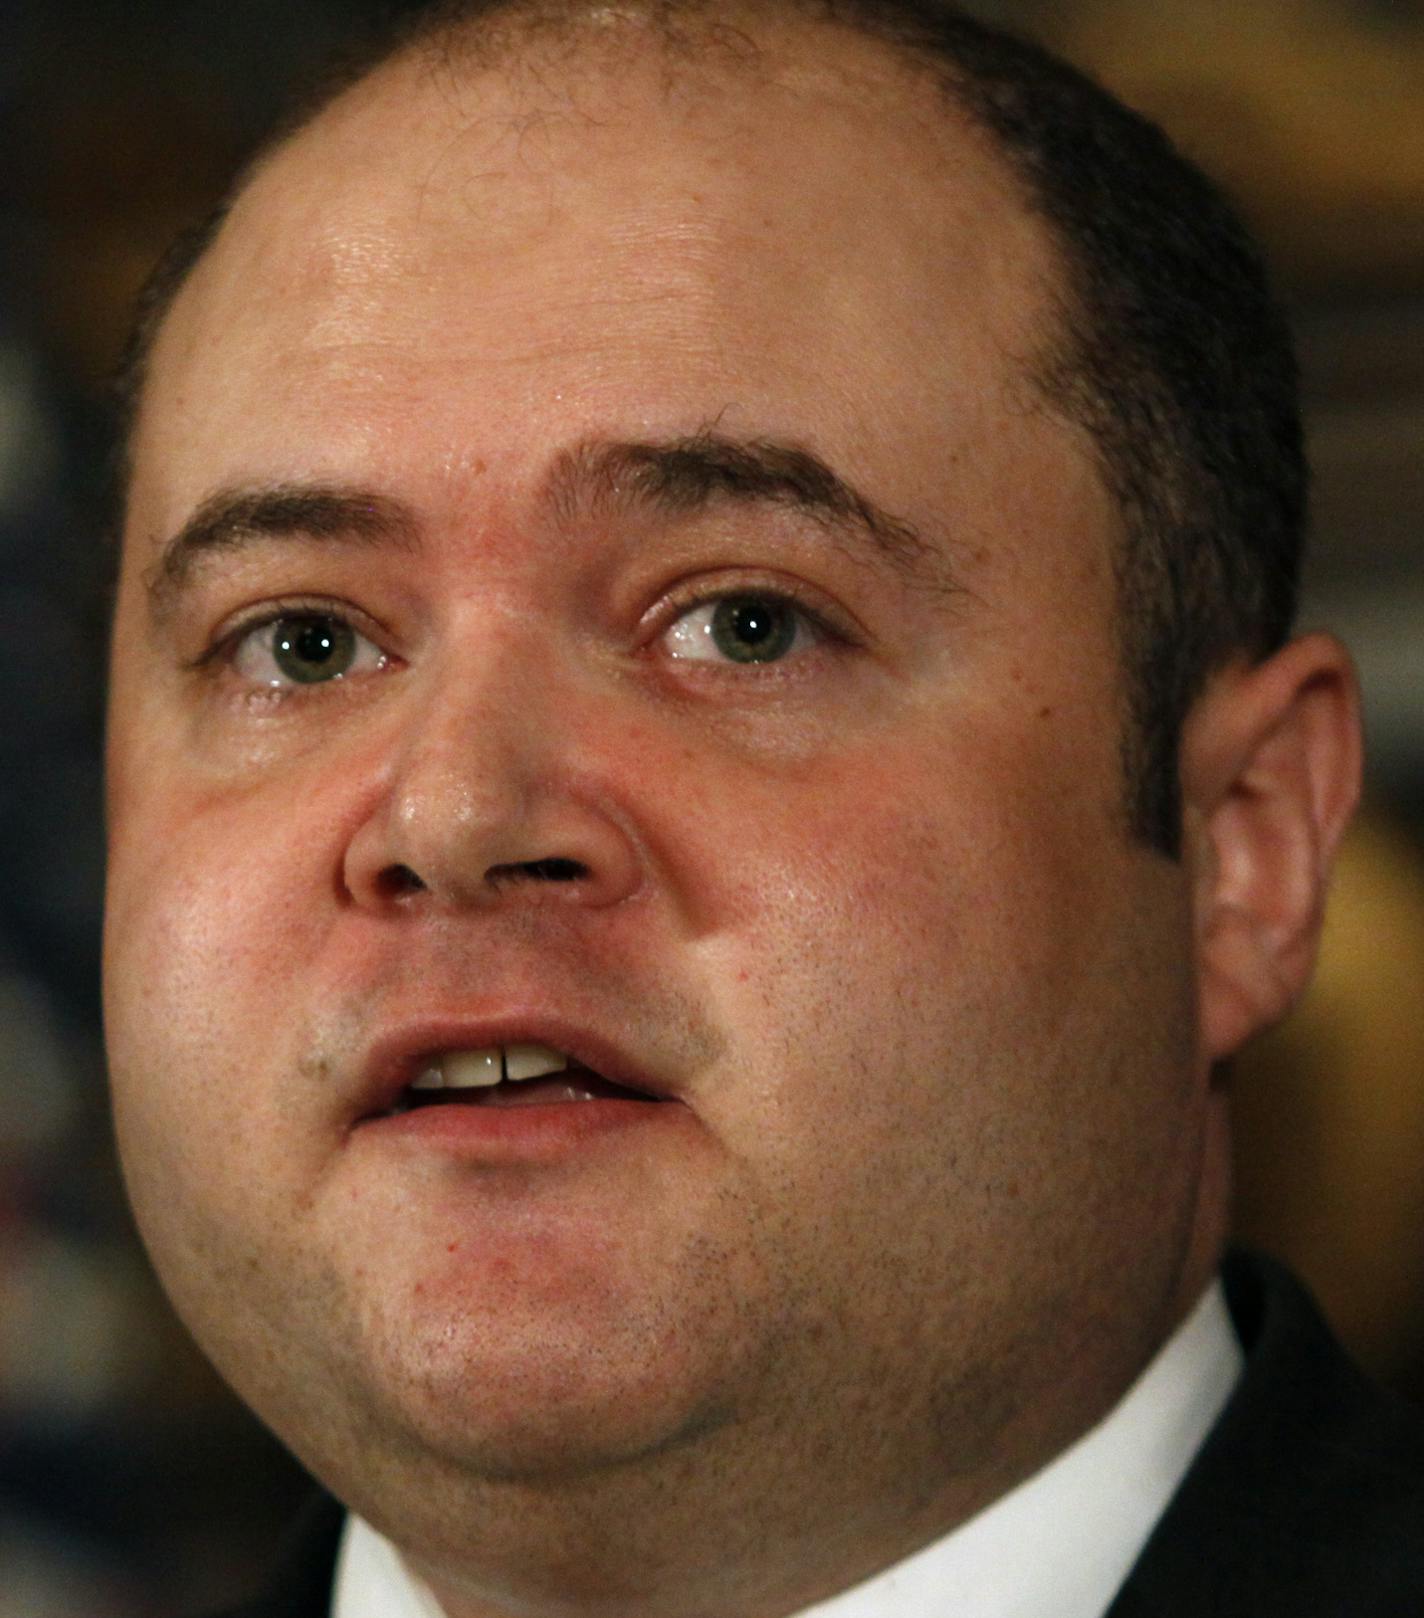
top-left (1111, 1249), bottom-right (1424, 1616)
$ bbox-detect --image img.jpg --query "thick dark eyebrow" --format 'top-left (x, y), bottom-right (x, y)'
top-left (144, 438), bottom-right (954, 625)
top-left (144, 485), bottom-right (419, 623)
top-left (546, 431), bottom-right (953, 591)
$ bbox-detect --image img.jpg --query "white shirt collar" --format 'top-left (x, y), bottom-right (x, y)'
top-left (333, 1281), bottom-right (1241, 1618)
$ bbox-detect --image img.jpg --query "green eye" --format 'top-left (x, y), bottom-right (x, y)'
top-left (709, 597), bottom-right (799, 663)
top-left (232, 612), bottom-right (384, 688)
top-left (665, 593), bottom-right (813, 665)
top-left (271, 615), bottom-right (357, 683)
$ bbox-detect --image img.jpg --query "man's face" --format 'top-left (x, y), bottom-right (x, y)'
top-left (105, 19), bottom-right (1216, 1591)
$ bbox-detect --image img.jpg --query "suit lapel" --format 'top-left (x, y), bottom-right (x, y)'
top-left (202, 1491), bottom-right (344, 1618)
top-left (1107, 1250), bottom-right (1424, 1616)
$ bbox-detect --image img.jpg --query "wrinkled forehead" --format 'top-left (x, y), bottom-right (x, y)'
top-left (128, 9), bottom-right (1069, 544)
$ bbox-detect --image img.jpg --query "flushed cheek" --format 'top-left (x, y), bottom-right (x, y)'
top-left (105, 849), bottom-right (352, 1382)
top-left (107, 708), bottom-right (368, 947)
top-left (686, 723), bottom-right (1099, 979)
top-left (106, 857), bottom-right (310, 1169)
top-left (104, 764), bottom-right (355, 1186)
top-left (108, 834), bottom-right (327, 1051)
top-left (677, 731), bottom-right (1123, 1145)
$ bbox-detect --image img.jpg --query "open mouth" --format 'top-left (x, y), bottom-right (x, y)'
top-left (385, 1042), bottom-right (665, 1114)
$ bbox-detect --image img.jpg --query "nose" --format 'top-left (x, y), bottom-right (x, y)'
top-left (341, 658), bottom-right (644, 914)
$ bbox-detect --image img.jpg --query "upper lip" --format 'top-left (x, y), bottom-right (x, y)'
top-left (355, 1014), bottom-right (676, 1120)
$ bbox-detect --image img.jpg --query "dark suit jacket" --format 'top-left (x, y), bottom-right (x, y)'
top-left (203, 1251), bottom-right (1424, 1617)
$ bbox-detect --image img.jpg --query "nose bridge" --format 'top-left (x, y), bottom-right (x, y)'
top-left (405, 614), bottom-right (550, 820)
top-left (342, 611), bottom-right (642, 911)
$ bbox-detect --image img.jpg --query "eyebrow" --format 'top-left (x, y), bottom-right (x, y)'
top-left (144, 431), bottom-right (952, 622)
top-left (547, 431), bottom-right (951, 589)
top-left (144, 486), bottom-right (419, 622)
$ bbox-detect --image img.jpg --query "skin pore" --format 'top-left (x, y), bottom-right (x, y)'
top-left (103, 10), bottom-right (1360, 1618)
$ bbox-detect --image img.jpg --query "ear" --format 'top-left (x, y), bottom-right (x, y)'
top-left (1182, 633), bottom-right (1363, 1064)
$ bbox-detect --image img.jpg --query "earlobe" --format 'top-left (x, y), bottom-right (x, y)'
top-left (1183, 634), bottom-right (1363, 1064)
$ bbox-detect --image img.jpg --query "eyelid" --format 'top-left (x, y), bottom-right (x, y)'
top-left (646, 570), bottom-right (865, 649)
top-left (189, 595), bottom-right (395, 674)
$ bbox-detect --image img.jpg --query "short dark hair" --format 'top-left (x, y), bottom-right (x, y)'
top-left (115, 0), bottom-right (1305, 855)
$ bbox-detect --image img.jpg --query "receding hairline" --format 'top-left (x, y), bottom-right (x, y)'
top-left (118, 0), bottom-right (1074, 480)
top-left (381, 0), bottom-right (960, 100)
top-left (230, 0), bottom-right (1020, 249)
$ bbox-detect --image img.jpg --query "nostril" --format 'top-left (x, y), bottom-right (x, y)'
top-left (487, 857), bottom-right (588, 887)
top-left (527, 858), bottom-right (586, 882)
top-left (376, 863), bottom-right (427, 898)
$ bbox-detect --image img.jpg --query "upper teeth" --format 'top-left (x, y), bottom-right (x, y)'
top-left (409, 1043), bottom-right (571, 1091)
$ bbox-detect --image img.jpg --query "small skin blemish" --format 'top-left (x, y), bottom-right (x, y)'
top-left (299, 1054), bottom-right (332, 1085)
top-left (1038, 705), bottom-right (1053, 720)
top-left (447, 1241), bottom-right (460, 1253)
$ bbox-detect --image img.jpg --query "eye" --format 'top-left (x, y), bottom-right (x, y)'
top-left (231, 611), bottom-right (387, 687)
top-left (662, 593), bottom-right (819, 665)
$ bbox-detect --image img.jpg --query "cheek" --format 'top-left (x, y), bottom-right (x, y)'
top-left (107, 790), bottom-right (328, 1045)
top-left (679, 708), bottom-right (1115, 1025)
top-left (103, 681), bottom-right (394, 988)
top-left (671, 707), bottom-right (1178, 1188)
top-left (671, 720), bottom-right (1200, 1353)
top-left (103, 752), bottom-right (360, 1216)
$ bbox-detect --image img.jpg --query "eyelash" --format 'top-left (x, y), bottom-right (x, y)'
top-left (195, 579), bottom-right (859, 695)
top-left (649, 579), bottom-right (856, 671)
top-left (193, 597), bottom-right (393, 684)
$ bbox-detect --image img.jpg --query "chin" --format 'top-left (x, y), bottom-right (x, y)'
top-left (303, 1306), bottom-right (738, 1496)
top-left (393, 1394), bottom-right (726, 1488)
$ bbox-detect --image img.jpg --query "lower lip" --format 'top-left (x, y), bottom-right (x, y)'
top-left (354, 1097), bottom-right (680, 1159)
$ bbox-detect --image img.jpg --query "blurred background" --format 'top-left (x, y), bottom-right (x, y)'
top-left (0, 0), bottom-right (1421, 1612)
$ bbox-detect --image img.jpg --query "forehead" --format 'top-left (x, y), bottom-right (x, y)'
top-left (129, 13), bottom-right (1071, 551)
